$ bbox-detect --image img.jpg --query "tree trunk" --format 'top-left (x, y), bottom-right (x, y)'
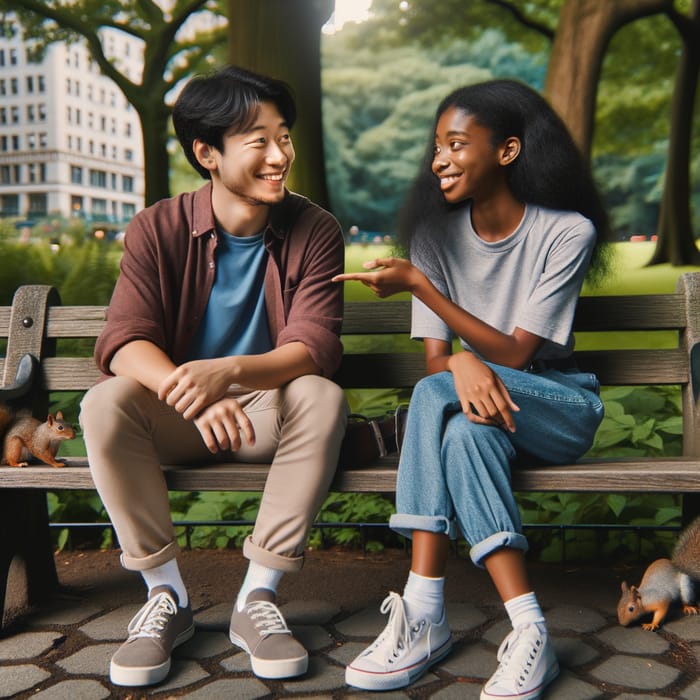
top-left (227, 0), bottom-right (333, 210)
top-left (545, 0), bottom-right (673, 158)
top-left (648, 0), bottom-right (700, 266)
top-left (138, 102), bottom-right (172, 207)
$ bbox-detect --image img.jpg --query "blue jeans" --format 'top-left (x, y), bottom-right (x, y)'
top-left (389, 364), bottom-right (604, 567)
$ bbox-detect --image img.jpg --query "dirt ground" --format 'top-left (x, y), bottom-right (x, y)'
top-left (46, 546), bottom-right (633, 617)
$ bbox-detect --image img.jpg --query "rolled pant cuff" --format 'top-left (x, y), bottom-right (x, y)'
top-left (120, 540), bottom-right (180, 572)
top-left (243, 535), bottom-right (304, 573)
top-left (470, 531), bottom-right (529, 569)
top-left (389, 513), bottom-right (457, 540)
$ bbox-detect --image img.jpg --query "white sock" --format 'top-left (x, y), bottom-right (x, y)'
top-left (141, 559), bottom-right (188, 607)
top-left (504, 591), bottom-right (545, 628)
top-left (402, 570), bottom-right (445, 624)
top-left (236, 561), bottom-right (284, 611)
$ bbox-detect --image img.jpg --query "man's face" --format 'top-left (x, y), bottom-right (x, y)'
top-left (204, 101), bottom-right (295, 206)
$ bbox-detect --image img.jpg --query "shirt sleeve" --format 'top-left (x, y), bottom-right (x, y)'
top-left (94, 212), bottom-right (170, 375)
top-left (409, 231), bottom-right (452, 344)
top-left (516, 220), bottom-right (596, 347)
top-left (275, 207), bottom-right (345, 377)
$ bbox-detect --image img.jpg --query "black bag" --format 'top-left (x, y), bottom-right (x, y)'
top-left (338, 405), bottom-right (408, 469)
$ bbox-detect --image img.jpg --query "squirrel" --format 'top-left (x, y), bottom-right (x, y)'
top-left (0, 402), bottom-right (76, 469)
top-left (617, 515), bottom-right (700, 630)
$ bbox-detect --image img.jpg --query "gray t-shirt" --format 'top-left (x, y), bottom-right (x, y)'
top-left (410, 203), bottom-right (596, 359)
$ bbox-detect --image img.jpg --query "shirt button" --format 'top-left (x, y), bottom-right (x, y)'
top-left (209, 262), bottom-right (215, 269)
top-left (210, 232), bottom-right (216, 239)
top-left (192, 229), bottom-right (197, 236)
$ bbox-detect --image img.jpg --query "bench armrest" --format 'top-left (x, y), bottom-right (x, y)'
top-left (0, 353), bottom-right (38, 400)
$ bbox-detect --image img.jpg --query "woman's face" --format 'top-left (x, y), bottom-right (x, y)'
top-left (431, 106), bottom-right (506, 205)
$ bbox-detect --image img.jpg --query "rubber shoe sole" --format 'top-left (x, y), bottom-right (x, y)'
top-left (345, 635), bottom-right (452, 691)
top-left (229, 629), bottom-right (308, 679)
top-left (110, 624), bottom-right (195, 687)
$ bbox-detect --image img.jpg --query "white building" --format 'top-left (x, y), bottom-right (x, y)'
top-left (0, 20), bottom-right (144, 227)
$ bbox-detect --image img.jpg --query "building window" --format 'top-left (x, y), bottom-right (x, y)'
top-left (38, 75), bottom-right (45, 92)
top-left (11, 106), bottom-right (19, 124)
top-left (123, 202), bottom-right (136, 220)
top-left (71, 166), bottom-right (83, 184)
top-left (111, 173), bottom-right (117, 189)
top-left (27, 105), bottom-right (35, 122)
top-left (76, 136), bottom-right (82, 151)
top-left (39, 133), bottom-right (47, 148)
top-left (0, 79), bottom-right (5, 96)
top-left (71, 195), bottom-right (84, 216)
top-left (10, 78), bottom-right (18, 95)
top-left (100, 143), bottom-right (107, 158)
top-left (0, 50), bottom-right (4, 67)
top-left (92, 198), bottom-right (107, 216)
top-left (28, 193), bottom-right (48, 216)
top-left (28, 164), bottom-right (36, 183)
top-left (27, 134), bottom-right (36, 149)
top-left (0, 108), bottom-right (5, 125)
top-left (89, 169), bottom-right (107, 188)
top-left (1, 194), bottom-right (20, 216)
top-left (26, 75), bottom-right (34, 93)
top-left (39, 163), bottom-right (46, 182)
top-left (123, 175), bottom-right (134, 193)
top-left (38, 104), bottom-right (46, 121)
top-left (9, 48), bottom-right (18, 66)
top-left (125, 148), bottom-right (133, 161)
top-left (125, 122), bottom-right (132, 137)
top-left (0, 166), bottom-right (10, 184)
top-left (0, 136), bottom-right (6, 151)
top-left (11, 135), bottom-right (19, 150)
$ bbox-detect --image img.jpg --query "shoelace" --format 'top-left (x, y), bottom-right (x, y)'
top-left (127, 591), bottom-right (178, 640)
top-left (367, 592), bottom-right (418, 664)
top-left (246, 600), bottom-right (292, 638)
top-left (492, 624), bottom-right (544, 688)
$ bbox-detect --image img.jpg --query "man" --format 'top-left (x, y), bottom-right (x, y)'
top-left (80, 65), bottom-right (348, 688)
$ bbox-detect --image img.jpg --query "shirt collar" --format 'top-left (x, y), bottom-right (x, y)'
top-left (190, 181), bottom-right (294, 241)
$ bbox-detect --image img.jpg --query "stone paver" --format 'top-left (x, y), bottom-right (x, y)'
top-left (4, 556), bottom-right (700, 699)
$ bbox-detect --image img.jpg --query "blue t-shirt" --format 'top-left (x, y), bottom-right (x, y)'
top-left (186, 230), bottom-right (272, 360)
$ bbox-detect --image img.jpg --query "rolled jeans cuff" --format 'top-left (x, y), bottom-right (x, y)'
top-left (389, 513), bottom-right (458, 540)
top-left (470, 531), bottom-right (529, 569)
top-left (120, 540), bottom-right (180, 572)
top-left (243, 535), bottom-right (304, 573)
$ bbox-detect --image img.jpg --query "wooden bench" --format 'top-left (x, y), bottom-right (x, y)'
top-left (1, 275), bottom-right (700, 626)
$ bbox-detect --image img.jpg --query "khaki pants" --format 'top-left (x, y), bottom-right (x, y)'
top-left (80, 374), bottom-right (348, 573)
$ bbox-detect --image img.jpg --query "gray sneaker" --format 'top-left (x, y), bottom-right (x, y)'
top-left (110, 585), bottom-right (195, 687)
top-left (229, 588), bottom-right (308, 678)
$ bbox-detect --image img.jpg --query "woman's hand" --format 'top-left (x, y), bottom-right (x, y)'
top-left (193, 397), bottom-right (256, 453)
top-left (332, 257), bottom-right (424, 298)
top-left (448, 352), bottom-right (519, 432)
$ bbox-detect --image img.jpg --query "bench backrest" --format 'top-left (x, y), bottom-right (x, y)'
top-left (2, 274), bottom-right (700, 452)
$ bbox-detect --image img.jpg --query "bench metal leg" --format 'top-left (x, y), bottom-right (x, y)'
top-left (0, 490), bottom-right (58, 629)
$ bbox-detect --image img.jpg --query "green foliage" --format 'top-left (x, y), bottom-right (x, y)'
top-left (587, 385), bottom-right (682, 458)
top-left (0, 219), bottom-right (121, 305)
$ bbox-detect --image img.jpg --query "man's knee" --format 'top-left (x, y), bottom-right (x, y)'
top-left (285, 375), bottom-right (349, 429)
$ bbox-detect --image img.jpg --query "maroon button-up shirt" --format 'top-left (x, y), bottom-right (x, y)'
top-left (95, 183), bottom-right (344, 378)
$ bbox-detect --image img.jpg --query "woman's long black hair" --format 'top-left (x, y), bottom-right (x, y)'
top-left (397, 79), bottom-right (611, 283)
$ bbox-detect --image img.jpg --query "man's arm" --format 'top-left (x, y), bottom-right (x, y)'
top-left (109, 340), bottom-right (177, 393)
top-left (158, 341), bottom-right (319, 420)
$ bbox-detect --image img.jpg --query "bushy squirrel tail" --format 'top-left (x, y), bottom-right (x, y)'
top-left (672, 515), bottom-right (700, 581)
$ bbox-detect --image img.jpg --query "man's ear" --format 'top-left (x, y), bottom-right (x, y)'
top-left (500, 137), bottom-right (521, 166)
top-left (192, 138), bottom-right (217, 173)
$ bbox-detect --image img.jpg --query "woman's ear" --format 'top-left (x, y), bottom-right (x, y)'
top-left (500, 137), bottom-right (521, 166)
top-left (192, 138), bottom-right (217, 173)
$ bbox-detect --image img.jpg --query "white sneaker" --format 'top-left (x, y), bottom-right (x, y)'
top-left (481, 622), bottom-right (559, 700)
top-left (345, 591), bottom-right (452, 691)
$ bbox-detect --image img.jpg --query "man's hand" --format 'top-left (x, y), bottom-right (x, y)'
top-left (158, 357), bottom-right (234, 420)
top-left (332, 257), bottom-right (424, 298)
top-left (448, 352), bottom-right (519, 432)
top-left (193, 397), bottom-right (256, 453)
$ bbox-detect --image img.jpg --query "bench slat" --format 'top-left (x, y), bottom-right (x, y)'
top-left (574, 294), bottom-right (684, 330)
top-left (1, 457), bottom-right (698, 493)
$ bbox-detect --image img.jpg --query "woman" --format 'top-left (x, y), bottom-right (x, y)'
top-left (333, 79), bottom-right (609, 699)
